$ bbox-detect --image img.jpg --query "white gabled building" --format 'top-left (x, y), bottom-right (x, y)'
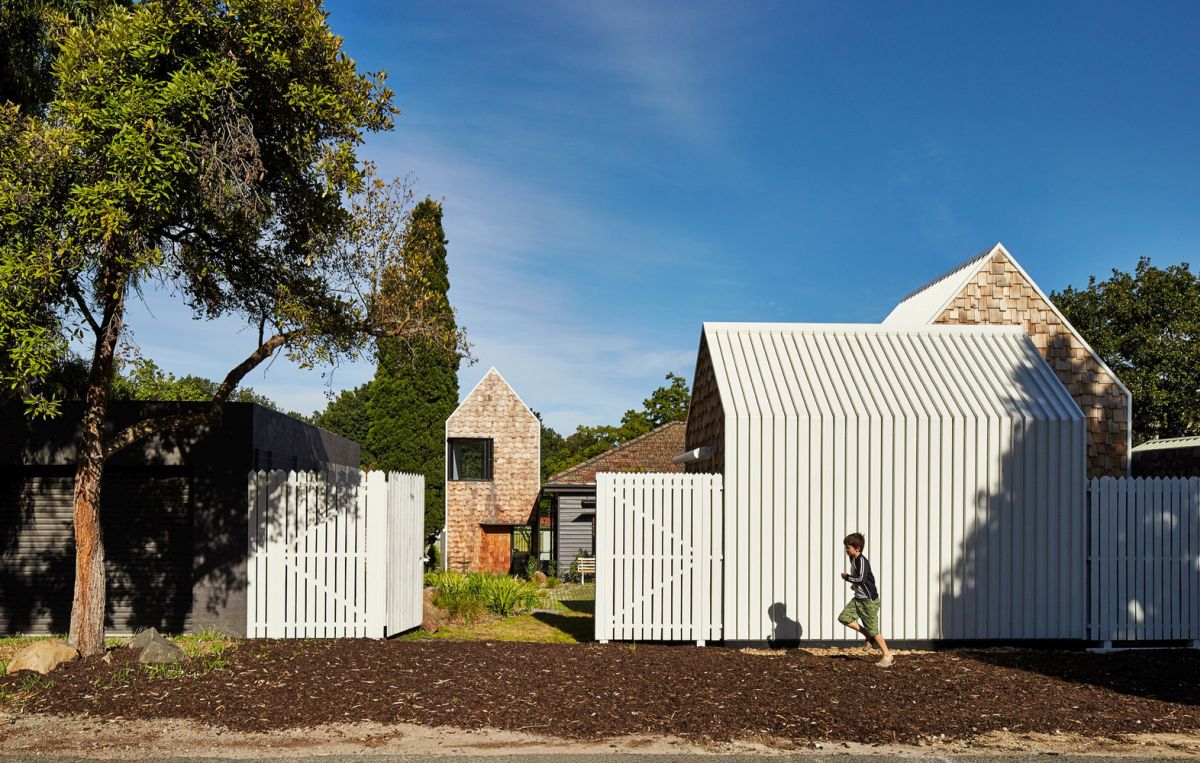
top-left (682, 322), bottom-right (1087, 642)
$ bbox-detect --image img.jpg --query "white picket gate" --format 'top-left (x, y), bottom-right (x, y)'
top-left (1089, 477), bottom-right (1200, 645)
top-left (595, 473), bottom-right (723, 644)
top-left (246, 468), bottom-right (425, 638)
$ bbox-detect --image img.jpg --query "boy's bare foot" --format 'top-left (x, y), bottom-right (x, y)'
top-left (876, 654), bottom-right (894, 668)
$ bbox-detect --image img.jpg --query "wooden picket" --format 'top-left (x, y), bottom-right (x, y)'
top-left (595, 473), bottom-right (723, 644)
top-left (246, 469), bottom-right (424, 638)
top-left (1089, 477), bottom-right (1200, 645)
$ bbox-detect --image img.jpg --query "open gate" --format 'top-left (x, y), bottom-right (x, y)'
top-left (246, 469), bottom-right (424, 638)
top-left (594, 473), bottom-right (723, 644)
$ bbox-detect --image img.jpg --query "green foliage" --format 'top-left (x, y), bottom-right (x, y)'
top-left (431, 589), bottom-right (487, 624)
top-left (0, 1), bottom-right (130, 114)
top-left (1053, 257), bottom-right (1200, 442)
top-left (113, 358), bottom-right (279, 409)
top-left (524, 555), bottom-right (538, 581)
top-left (0, 0), bottom-right (450, 420)
top-left (540, 372), bottom-right (690, 479)
top-left (310, 382), bottom-right (375, 463)
top-left (366, 198), bottom-right (460, 534)
top-left (423, 571), bottom-right (540, 618)
top-left (546, 576), bottom-right (561, 589)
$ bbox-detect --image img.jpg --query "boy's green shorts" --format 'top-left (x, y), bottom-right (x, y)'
top-left (838, 597), bottom-right (881, 637)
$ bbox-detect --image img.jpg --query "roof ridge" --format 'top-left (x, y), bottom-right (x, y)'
top-left (896, 245), bottom-right (996, 304)
top-left (547, 420), bottom-right (685, 483)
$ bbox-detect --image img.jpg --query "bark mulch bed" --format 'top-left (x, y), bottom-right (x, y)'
top-left (4, 639), bottom-right (1199, 745)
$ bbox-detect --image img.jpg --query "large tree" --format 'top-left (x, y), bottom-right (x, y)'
top-left (0, 0), bottom-right (466, 655)
top-left (1053, 257), bottom-right (1200, 443)
top-left (366, 199), bottom-right (460, 535)
top-left (311, 383), bottom-right (376, 465)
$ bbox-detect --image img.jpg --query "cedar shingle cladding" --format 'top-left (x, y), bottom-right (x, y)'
top-left (546, 421), bottom-right (687, 485)
top-left (444, 369), bottom-right (540, 572)
top-left (684, 334), bottom-right (724, 474)
top-left (930, 249), bottom-right (1129, 477)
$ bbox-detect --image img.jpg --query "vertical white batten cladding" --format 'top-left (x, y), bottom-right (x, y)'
top-left (595, 473), bottom-right (723, 643)
top-left (702, 323), bottom-right (1088, 642)
top-left (1089, 477), bottom-right (1200, 643)
top-left (246, 469), bottom-right (425, 638)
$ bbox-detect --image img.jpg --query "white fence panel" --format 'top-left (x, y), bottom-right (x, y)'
top-left (1090, 477), bottom-right (1200, 644)
top-left (387, 471), bottom-right (425, 634)
top-left (595, 473), bottom-right (723, 644)
top-left (247, 469), bottom-right (424, 638)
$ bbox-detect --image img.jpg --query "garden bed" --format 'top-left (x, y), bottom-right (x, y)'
top-left (3, 639), bottom-right (1198, 745)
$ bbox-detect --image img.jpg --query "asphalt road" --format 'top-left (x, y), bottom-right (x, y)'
top-left (0, 756), bottom-right (1174, 762)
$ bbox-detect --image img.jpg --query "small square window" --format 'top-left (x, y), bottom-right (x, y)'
top-left (448, 438), bottom-right (493, 481)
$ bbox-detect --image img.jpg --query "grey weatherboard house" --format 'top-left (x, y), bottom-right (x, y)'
top-left (0, 401), bottom-right (358, 636)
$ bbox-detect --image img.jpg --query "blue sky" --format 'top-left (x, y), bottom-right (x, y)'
top-left (126, 0), bottom-right (1200, 433)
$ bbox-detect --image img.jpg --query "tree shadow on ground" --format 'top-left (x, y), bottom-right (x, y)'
top-left (554, 598), bottom-right (594, 615)
top-left (962, 648), bottom-right (1200, 706)
top-left (939, 341), bottom-right (1200, 704)
top-left (531, 611), bottom-right (593, 642)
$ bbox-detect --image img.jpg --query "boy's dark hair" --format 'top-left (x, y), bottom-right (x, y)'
top-left (843, 532), bottom-right (865, 550)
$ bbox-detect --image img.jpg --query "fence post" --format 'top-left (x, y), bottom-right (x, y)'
top-left (595, 473), bottom-right (609, 644)
top-left (694, 474), bottom-right (709, 647)
top-left (365, 470), bottom-right (388, 638)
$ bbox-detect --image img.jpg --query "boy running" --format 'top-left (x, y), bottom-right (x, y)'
top-left (837, 532), bottom-right (894, 667)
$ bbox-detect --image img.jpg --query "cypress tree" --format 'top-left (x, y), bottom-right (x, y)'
top-left (367, 199), bottom-right (460, 535)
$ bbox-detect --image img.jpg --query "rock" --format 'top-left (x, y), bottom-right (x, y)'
top-left (138, 639), bottom-right (186, 665)
top-left (128, 627), bottom-right (167, 650)
top-left (421, 587), bottom-right (440, 633)
top-left (5, 640), bottom-right (79, 675)
top-left (102, 652), bottom-right (113, 665)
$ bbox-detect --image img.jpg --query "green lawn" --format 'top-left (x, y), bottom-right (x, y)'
top-left (404, 583), bottom-right (596, 644)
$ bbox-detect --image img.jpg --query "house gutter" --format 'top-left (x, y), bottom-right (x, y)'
top-left (672, 446), bottom-right (714, 465)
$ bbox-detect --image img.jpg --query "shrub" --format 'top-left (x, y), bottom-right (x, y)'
top-left (546, 576), bottom-right (561, 589)
top-left (432, 590), bottom-right (487, 624)
top-left (424, 571), bottom-right (540, 618)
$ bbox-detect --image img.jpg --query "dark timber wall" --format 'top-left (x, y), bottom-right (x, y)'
top-left (0, 402), bottom-right (359, 636)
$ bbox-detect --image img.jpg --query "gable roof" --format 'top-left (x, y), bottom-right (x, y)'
top-left (882, 246), bottom-right (996, 326)
top-left (447, 367), bottom-right (539, 426)
top-left (701, 322), bottom-right (1083, 423)
top-left (882, 242), bottom-right (1130, 400)
top-left (545, 421), bottom-right (686, 486)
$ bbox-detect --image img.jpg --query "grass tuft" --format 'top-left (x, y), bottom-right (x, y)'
top-left (424, 571), bottom-right (541, 618)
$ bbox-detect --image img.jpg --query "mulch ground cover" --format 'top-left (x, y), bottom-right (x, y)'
top-left (4, 639), bottom-right (1199, 745)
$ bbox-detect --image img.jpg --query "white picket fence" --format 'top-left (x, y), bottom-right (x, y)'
top-left (1090, 477), bottom-right (1200, 645)
top-left (246, 469), bottom-right (425, 638)
top-left (595, 473), bottom-right (723, 645)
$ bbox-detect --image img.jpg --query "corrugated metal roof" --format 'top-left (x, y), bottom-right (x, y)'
top-left (702, 322), bottom-right (1082, 424)
top-left (882, 245), bottom-right (997, 325)
top-left (1132, 435), bottom-right (1200, 452)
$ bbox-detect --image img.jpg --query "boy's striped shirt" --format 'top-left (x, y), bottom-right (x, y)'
top-left (847, 554), bottom-right (878, 600)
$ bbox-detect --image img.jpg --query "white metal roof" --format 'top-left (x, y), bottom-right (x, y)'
top-left (881, 242), bottom-right (1132, 399)
top-left (702, 322), bottom-right (1083, 423)
top-left (1132, 435), bottom-right (1200, 453)
top-left (882, 246), bottom-right (995, 326)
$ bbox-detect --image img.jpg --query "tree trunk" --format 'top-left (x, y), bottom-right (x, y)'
top-left (68, 282), bottom-right (125, 657)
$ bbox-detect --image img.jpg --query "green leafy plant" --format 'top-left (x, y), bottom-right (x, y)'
top-left (424, 571), bottom-right (540, 618)
top-left (546, 576), bottom-right (561, 589)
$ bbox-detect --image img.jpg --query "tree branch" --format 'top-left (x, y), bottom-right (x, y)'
top-left (103, 332), bottom-right (291, 460)
top-left (67, 278), bottom-right (102, 337)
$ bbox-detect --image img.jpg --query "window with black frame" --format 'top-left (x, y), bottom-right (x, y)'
top-left (447, 438), bottom-right (493, 481)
